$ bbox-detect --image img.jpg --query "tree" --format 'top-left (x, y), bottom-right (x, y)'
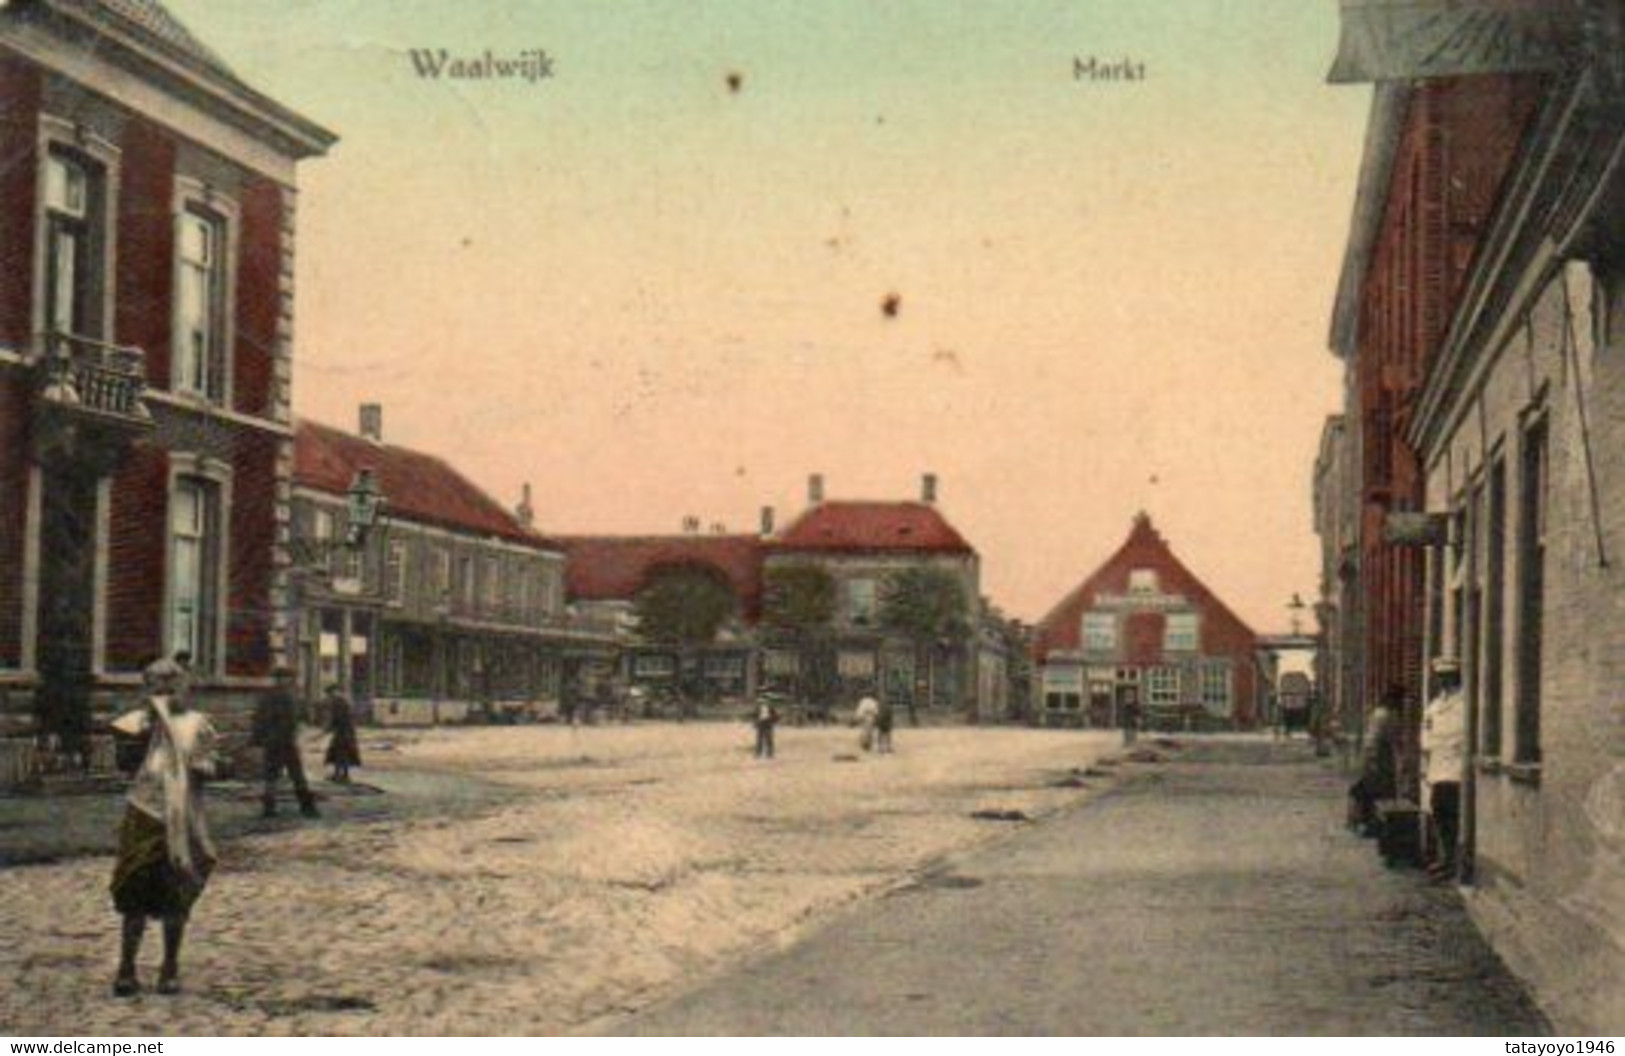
top-left (762, 564), bottom-right (839, 716)
top-left (634, 564), bottom-right (738, 646)
top-left (762, 564), bottom-right (837, 634)
top-left (879, 566), bottom-right (972, 722)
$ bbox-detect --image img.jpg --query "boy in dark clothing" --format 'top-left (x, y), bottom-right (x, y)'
top-left (253, 667), bottom-right (319, 819)
top-left (753, 694), bottom-right (781, 759)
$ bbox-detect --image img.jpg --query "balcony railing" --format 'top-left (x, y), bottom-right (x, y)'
top-left (37, 331), bottom-right (151, 423)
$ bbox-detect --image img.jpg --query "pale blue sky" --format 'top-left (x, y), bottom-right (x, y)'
top-left (169, 1), bottom-right (1369, 627)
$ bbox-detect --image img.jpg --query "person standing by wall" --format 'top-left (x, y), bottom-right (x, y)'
top-left (253, 667), bottom-right (319, 819)
top-left (1422, 658), bottom-right (1465, 881)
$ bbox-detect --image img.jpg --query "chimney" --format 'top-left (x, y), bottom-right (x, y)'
top-left (359, 403), bottom-right (383, 443)
top-left (710, 521), bottom-right (727, 535)
top-left (808, 473), bottom-right (825, 504)
top-left (682, 515), bottom-right (700, 534)
top-left (760, 505), bottom-right (775, 537)
top-left (516, 482), bottom-right (534, 528)
top-left (921, 472), bottom-right (938, 504)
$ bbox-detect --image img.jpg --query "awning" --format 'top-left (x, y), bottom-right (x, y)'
top-left (1328, 0), bottom-right (1588, 83)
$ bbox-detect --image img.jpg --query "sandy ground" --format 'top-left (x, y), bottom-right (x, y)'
top-left (0, 724), bottom-right (1125, 1035)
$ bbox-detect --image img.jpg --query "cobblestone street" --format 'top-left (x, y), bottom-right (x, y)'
top-left (1, 725), bottom-right (1125, 1035)
top-left (617, 737), bottom-right (1551, 1036)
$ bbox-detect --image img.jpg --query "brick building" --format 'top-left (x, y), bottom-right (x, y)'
top-left (1328, 74), bottom-right (1545, 794)
top-left (763, 474), bottom-right (991, 718)
top-left (292, 411), bottom-right (608, 725)
top-left (1313, 414), bottom-right (1363, 747)
top-left (1032, 513), bottom-right (1262, 730)
top-left (557, 531), bottom-right (764, 705)
top-left (0, 0), bottom-right (333, 780)
top-left (1325, 2), bottom-right (1624, 1031)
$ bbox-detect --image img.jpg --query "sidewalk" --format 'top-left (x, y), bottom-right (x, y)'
top-left (615, 737), bottom-right (1550, 1035)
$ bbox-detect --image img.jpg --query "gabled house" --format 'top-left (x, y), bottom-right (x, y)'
top-left (1033, 513), bottom-right (1261, 730)
top-left (0, 0), bottom-right (334, 780)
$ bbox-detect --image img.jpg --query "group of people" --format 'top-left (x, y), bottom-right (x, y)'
top-left (106, 659), bottom-right (362, 996)
top-left (1348, 657), bottom-right (1464, 881)
top-left (748, 689), bottom-right (895, 759)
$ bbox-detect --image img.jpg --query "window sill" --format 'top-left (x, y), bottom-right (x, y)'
top-left (1478, 756), bottom-right (1503, 776)
top-left (1506, 762), bottom-right (1542, 787)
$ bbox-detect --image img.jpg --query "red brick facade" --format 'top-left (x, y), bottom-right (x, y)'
top-left (1351, 76), bottom-right (1542, 789)
top-left (1034, 514), bottom-right (1260, 728)
top-left (0, 3), bottom-right (332, 743)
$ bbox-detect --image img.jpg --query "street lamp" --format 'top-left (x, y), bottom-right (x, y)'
top-left (1287, 592), bottom-right (1307, 636)
top-left (346, 467), bottom-right (384, 547)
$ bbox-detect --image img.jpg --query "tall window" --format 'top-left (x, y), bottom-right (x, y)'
top-left (847, 578), bottom-right (876, 626)
top-left (1164, 612), bottom-right (1199, 652)
top-left (1200, 662), bottom-right (1231, 713)
top-left (1515, 419), bottom-right (1547, 765)
top-left (386, 541), bottom-right (407, 604)
top-left (1082, 612), bottom-right (1117, 651)
top-left (169, 479), bottom-right (218, 671)
top-left (458, 554), bottom-right (475, 608)
top-left (176, 207), bottom-right (225, 397)
top-left (1483, 460), bottom-right (1507, 756)
top-left (44, 150), bottom-right (100, 338)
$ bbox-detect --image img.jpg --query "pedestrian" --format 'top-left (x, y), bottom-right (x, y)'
top-left (253, 666), bottom-right (319, 819)
top-left (322, 683), bottom-right (361, 784)
top-left (875, 696), bottom-right (895, 754)
top-left (753, 692), bottom-right (781, 759)
top-left (107, 658), bottom-right (218, 997)
top-left (1349, 687), bottom-right (1400, 834)
top-left (1422, 658), bottom-right (1465, 880)
top-left (1120, 688), bottom-right (1141, 746)
top-left (854, 691), bottom-right (881, 752)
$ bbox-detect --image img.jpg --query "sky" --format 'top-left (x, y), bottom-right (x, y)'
top-left (169, 0), bottom-right (1370, 630)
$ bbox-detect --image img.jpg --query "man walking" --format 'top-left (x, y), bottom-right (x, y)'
top-left (753, 692), bottom-right (781, 759)
top-left (253, 666), bottom-right (319, 819)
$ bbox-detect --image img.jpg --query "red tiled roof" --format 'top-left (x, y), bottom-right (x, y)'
top-left (557, 534), bottom-right (765, 616)
top-left (1034, 513), bottom-right (1257, 661)
top-left (294, 420), bottom-right (546, 548)
top-left (772, 501), bottom-right (974, 555)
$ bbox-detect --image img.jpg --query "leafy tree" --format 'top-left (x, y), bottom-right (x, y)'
top-left (762, 564), bottom-right (837, 634)
top-left (879, 566), bottom-right (972, 721)
top-left (761, 563), bottom-right (840, 717)
top-left (634, 564), bottom-right (738, 646)
top-left (879, 566), bottom-right (971, 643)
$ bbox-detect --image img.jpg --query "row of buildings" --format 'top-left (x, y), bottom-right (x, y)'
top-left (0, 0), bottom-right (1277, 788)
top-left (1312, 1), bottom-right (1623, 1033)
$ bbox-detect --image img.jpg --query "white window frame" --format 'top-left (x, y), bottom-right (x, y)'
top-left (1201, 662), bottom-right (1232, 713)
top-left (847, 577), bottom-right (877, 626)
top-left (1165, 612), bottom-right (1199, 652)
top-left (386, 540), bottom-right (408, 605)
top-left (163, 455), bottom-right (232, 677)
top-left (34, 116), bottom-right (119, 344)
top-left (838, 650), bottom-right (876, 678)
top-left (1147, 665), bottom-right (1181, 706)
top-left (171, 178), bottom-right (238, 403)
top-left (633, 653), bottom-right (676, 678)
top-left (1082, 612), bottom-right (1117, 651)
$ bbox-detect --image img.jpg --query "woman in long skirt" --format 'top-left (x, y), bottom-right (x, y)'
top-left (323, 684), bottom-right (361, 783)
top-left (108, 658), bottom-right (218, 996)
